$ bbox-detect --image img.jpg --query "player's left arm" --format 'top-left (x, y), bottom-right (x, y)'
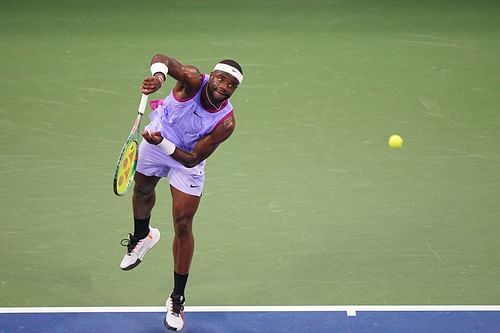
top-left (141, 114), bottom-right (235, 168)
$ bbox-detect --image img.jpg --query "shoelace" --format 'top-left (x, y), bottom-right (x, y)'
top-left (169, 296), bottom-right (185, 316)
top-left (120, 234), bottom-right (141, 254)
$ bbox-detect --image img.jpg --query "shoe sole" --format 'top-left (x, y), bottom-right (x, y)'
top-left (164, 318), bottom-right (182, 331)
top-left (120, 258), bottom-right (141, 271)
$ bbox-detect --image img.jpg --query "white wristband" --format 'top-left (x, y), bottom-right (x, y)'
top-left (150, 62), bottom-right (168, 78)
top-left (157, 137), bottom-right (176, 155)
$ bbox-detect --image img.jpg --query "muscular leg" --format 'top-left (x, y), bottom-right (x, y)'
top-left (133, 172), bottom-right (161, 219)
top-left (119, 172), bottom-right (162, 271)
top-left (165, 181), bottom-right (200, 330)
top-left (170, 185), bottom-right (200, 275)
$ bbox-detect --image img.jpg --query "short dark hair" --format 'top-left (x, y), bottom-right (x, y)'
top-left (219, 59), bottom-right (243, 75)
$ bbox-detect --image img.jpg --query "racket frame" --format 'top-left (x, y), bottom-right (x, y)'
top-left (113, 94), bottom-right (149, 196)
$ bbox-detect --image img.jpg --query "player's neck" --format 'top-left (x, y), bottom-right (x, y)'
top-left (203, 85), bottom-right (224, 111)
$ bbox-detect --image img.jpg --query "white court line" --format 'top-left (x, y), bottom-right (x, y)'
top-left (1, 305), bottom-right (500, 316)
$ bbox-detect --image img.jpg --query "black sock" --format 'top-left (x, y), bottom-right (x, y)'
top-left (133, 216), bottom-right (150, 239)
top-left (173, 271), bottom-right (189, 297)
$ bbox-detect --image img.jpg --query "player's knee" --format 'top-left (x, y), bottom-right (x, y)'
top-left (133, 184), bottom-right (154, 199)
top-left (174, 217), bottom-right (193, 238)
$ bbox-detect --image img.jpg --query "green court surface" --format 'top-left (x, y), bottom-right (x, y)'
top-left (1, 0), bottom-right (499, 308)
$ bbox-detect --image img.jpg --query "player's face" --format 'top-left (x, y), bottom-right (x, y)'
top-left (207, 71), bottom-right (239, 102)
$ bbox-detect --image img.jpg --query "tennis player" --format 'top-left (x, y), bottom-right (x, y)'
top-left (119, 54), bottom-right (243, 331)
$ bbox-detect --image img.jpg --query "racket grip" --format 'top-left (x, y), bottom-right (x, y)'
top-left (138, 94), bottom-right (149, 115)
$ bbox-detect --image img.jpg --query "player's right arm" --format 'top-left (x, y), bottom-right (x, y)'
top-left (141, 113), bottom-right (236, 168)
top-left (141, 54), bottom-right (203, 100)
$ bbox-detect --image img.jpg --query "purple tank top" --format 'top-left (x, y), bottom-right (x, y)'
top-left (157, 74), bottom-right (234, 152)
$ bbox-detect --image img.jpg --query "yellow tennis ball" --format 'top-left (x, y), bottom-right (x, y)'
top-left (388, 134), bottom-right (403, 149)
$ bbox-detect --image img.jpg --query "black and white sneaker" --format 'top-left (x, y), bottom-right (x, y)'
top-left (119, 227), bottom-right (160, 270)
top-left (164, 293), bottom-right (185, 331)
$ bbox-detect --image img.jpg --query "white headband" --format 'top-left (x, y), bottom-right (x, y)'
top-left (213, 63), bottom-right (243, 84)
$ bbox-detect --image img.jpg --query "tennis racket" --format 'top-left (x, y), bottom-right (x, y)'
top-left (113, 94), bottom-right (149, 196)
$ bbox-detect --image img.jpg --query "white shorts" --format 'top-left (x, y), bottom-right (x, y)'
top-left (136, 139), bottom-right (205, 197)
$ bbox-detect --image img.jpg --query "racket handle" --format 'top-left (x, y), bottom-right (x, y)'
top-left (138, 94), bottom-right (149, 115)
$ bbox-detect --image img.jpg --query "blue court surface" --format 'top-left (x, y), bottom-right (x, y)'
top-left (1, 306), bottom-right (499, 333)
